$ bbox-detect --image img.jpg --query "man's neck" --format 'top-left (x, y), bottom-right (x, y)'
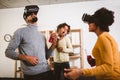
top-left (27, 22), bottom-right (37, 26)
top-left (32, 22), bottom-right (37, 26)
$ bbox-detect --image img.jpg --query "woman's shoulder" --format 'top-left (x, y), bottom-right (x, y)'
top-left (98, 32), bottom-right (114, 43)
top-left (99, 32), bottom-right (109, 39)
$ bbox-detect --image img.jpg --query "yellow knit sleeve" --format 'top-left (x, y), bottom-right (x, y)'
top-left (82, 35), bottom-right (113, 76)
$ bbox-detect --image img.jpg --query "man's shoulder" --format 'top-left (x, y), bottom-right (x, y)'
top-left (15, 24), bottom-right (28, 33)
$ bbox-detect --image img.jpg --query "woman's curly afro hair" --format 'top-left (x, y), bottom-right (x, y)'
top-left (93, 7), bottom-right (114, 32)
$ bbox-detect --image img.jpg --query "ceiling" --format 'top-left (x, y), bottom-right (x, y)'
top-left (0, 0), bottom-right (98, 9)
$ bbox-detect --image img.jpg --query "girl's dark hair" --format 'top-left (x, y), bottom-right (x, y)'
top-left (57, 23), bottom-right (70, 34)
top-left (93, 7), bottom-right (114, 32)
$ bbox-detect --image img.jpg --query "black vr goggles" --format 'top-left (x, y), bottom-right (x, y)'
top-left (82, 13), bottom-right (96, 23)
top-left (24, 5), bottom-right (39, 14)
top-left (23, 5), bottom-right (39, 19)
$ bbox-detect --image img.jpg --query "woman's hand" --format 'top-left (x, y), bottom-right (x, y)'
top-left (64, 68), bottom-right (83, 80)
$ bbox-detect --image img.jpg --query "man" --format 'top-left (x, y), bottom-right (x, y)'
top-left (5, 5), bottom-right (55, 80)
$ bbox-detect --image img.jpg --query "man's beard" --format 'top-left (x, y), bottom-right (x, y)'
top-left (31, 17), bottom-right (38, 23)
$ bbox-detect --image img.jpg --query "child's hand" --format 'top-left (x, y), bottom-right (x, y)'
top-left (57, 47), bottom-right (63, 52)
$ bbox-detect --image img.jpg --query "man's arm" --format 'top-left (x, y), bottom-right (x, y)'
top-left (18, 54), bottom-right (39, 66)
top-left (5, 29), bottom-right (21, 60)
top-left (45, 33), bottom-right (58, 59)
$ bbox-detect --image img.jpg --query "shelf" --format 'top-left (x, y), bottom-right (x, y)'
top-left (72, 45), bottom-right (81, 48)
top-left (70, 54), bottom-right (81, 60)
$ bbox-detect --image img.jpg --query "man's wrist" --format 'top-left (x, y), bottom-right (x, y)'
top-left (18, 54), bottom-right (27, 61)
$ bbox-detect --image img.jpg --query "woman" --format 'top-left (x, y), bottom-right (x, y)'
top-left (64, 7), bottom-right (120, 80)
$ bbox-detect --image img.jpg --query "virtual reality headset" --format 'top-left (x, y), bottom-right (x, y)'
top-left (23, 5), bottom-right (39, 19)
top-left (82, 13), bottom-right (95, 23)
top-left (24, 5), bottom-right (39, 15)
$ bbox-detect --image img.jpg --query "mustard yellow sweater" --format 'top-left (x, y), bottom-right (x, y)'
top-left (82, 32), bottom-right (120, 80)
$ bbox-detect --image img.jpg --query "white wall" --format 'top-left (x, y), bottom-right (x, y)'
top-left (0, 0), bottom-right (120, 77)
